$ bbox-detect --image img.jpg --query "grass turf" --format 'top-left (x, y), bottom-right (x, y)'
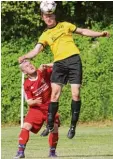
top-left (1, 125), bottom-right (113, 159)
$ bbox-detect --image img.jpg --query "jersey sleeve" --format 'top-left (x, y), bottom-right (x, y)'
top-left (24, 82), bottom-right (33, 101)
top-left (66, 22), bottom-right (77, 32)
top-left (46, 68), bottom-right (52, 79)
top-left (38, 32), bottom-right (48, 47)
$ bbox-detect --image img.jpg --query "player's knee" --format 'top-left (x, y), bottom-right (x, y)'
top-left (51, 84), bottom-right (62, 102)
top-left (72, 92), bottom-right (80, 101)
top-left (72, 89), bottom-right (80, 101)
top-left (71, 84), bottom-right (81, 101)
top-left (72, 96), bottom-right (80, 101)
top-left (23, 122), bottom-right (32, 131)
top-left (51, 92), bottom-right (60, 102)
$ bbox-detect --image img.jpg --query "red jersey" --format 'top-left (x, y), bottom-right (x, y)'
top-left (24, 68), bottom-right (52, 111)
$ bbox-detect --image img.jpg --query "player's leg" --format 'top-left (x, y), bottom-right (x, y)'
top-left (67, 84), bottom-right (81, 139)
top-left (14, 122), bottom-right (32, 159)
top-left (48, 120), bottom-right (59, 157)
top-left (67, 54), bottom-right (82, 139)
top-left (48, 83), bottom-right (62, 132)
top-left (48, 61), bottom-right (67, 132)
top-left (14, 109), bottom-right (44, 158)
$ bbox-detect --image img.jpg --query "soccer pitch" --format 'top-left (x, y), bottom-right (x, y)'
top-left (1, 125), bottom-right (113, 159)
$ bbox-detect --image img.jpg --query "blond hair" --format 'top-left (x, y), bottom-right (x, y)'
top-left (19, 60), bottom-right (29, 71)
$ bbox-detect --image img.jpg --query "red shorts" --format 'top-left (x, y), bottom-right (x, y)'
top-left (24, 108), bottom-right (60, 134)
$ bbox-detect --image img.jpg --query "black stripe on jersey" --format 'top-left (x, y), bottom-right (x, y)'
top-left (38, 42), bottom-right (45, 48)
top-left (73, 27), bottom-right (77, 33)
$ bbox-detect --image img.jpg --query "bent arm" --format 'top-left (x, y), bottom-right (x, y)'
top-left (75, 28), bottom-right (110, 38)
top-left (26, 97), bottom-right (42, 107)
top-left (42, 63), bottom-right (53, 68)
top-left (39, 63), bottom-right (53, 72)
top-left (18, 43), bottom-right (44, 63)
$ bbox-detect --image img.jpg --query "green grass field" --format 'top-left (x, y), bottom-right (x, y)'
top-left (1, 125), bottom-right (113, 159)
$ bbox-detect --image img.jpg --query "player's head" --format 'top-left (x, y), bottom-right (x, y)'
top-left (41, 13), bottom-right (56, 27)
top-left (19, 60), bottom-right (36, 75)
top-left (40, 1), bottom-right (57, 27)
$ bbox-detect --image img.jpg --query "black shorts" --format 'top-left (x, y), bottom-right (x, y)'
top-left (51, 54), bottom-right (82, 85)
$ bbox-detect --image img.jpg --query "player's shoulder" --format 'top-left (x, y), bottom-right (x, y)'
top-left (59, 21), bottom-right (75, 28)
top-left (23, 79), bottom-right (30, 91)
top-left (39, 28), bottom-right (48, 38)
top-left (37, 68), bottom-right (42, 74)
top-left (41, 25), bottom-right (52, 34)
top-left (24, 78), bottom-right (30, 86)
top-left (37, 68), bottom-right (47, 75)
top-left (60, 21), bottom-right (73, 25)
top-left (38, 67), bottom-right (52, 77)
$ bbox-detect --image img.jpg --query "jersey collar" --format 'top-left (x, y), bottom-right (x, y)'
top-left (46, 22), bottom-right (58, 30)
top-left (28, 71), bottom-right (38, 81)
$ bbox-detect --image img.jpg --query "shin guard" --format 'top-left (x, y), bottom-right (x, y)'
top-left (71, 100), bottom-right (81, 127)
top-left (48, 102), bottom-right (59, 131)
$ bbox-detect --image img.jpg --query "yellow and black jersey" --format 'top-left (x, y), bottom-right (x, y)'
top-left (38, 21), bottom-right (80, 62)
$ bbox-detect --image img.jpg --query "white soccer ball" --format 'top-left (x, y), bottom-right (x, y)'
top-left (40, 1), bottom-right (57, 14)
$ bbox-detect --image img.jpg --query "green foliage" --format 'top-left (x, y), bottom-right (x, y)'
top-left (1, 1), bottom-right (113, 41)
top-left (1, 1), bottom-right (42, 41)
top-left (80, 31), bottom-right (113, 121)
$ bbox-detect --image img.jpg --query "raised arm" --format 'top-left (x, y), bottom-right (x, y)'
top-left (42, 63), bottom-right (53, 68)
top-left (18, 43), bottom-right (44, 63)
top-left (39, 63), bottom-right (53, 72)
top-left (75, 28), bottom-right (110, 38)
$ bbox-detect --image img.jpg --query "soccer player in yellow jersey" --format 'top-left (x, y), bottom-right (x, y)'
top-left (19, 2), bottom-right (110, 139)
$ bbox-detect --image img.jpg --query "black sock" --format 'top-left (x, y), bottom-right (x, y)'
top-left (71, 100), bottom-right (81, 127)
top-left (48, 102), bottom-right (59, 129)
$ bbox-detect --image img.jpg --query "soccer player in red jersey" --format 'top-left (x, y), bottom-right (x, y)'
top-left (14, 60), bottom-right (60, 158)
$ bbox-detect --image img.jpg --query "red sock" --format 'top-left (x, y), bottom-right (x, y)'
top-left (48, 132), bottom-right (59, 149)
top-left (18, 128), bottom-right (29, 151)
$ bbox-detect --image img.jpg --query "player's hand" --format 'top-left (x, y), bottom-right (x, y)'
top-left (101, 31), bottom-right (110, 37)
top-left (18, 56), bottom-right (26, 64)
top-left (35, 97), bottom-right (42, 104)
top-left (39, 64), bottom-right (47, 71)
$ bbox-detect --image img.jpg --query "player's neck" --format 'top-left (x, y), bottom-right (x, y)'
top-left (28, 72), bottom-right (38, 80)
top-left (47, 21), bottom-right (57, 29)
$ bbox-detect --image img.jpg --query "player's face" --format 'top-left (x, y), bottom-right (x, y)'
top-left (42, 13), bottom-right (56, 27)
top-left (22, 61), bottom-right (36, 75)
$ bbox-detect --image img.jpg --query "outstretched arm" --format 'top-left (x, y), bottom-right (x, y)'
top-left (18, 43), bottom-right (44, 63)
top-left (75, 28), bottom-right (110, 38)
